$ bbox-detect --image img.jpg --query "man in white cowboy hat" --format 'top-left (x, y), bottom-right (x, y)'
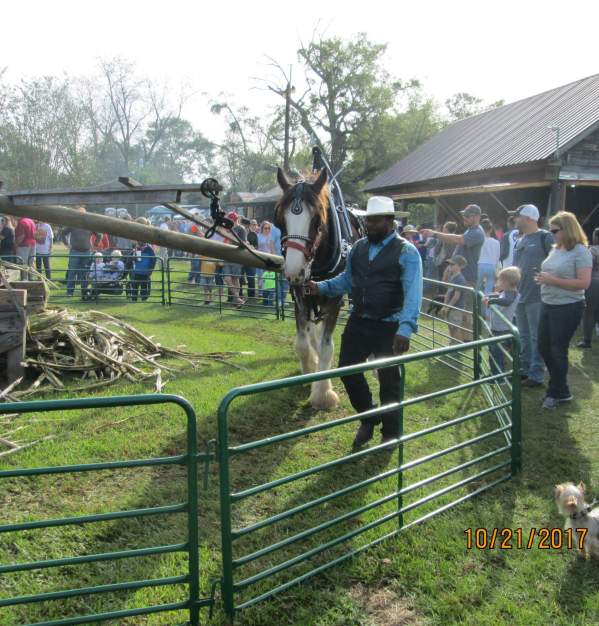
top-left (306, 196), bottom-right (423, 449)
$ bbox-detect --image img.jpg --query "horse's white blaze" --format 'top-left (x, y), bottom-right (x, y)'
top-left (283, 205), bottom-right (312, 285)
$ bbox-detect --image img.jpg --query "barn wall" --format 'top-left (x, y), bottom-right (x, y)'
top-left (565, 127), bottom-right (599, 168)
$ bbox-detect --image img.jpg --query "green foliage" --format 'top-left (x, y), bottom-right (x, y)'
top-left (445, 92), bottom-right (505, 123)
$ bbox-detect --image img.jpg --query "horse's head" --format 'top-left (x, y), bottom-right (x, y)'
top-left (275, 167), bottom-right (328, 286)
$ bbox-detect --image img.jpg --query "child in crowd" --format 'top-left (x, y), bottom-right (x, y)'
top-left (442, 255), bottom-right (469, 343)
top-left (130, 242), bottom-right (156, 302)
top-left (261, 269), bottom-right (277, 307)
top-left (84, 252), bottom-right (106, 300)
top-left (483, 266), bottom-right (521, 376)
top-left (199, 255), bottom-right (216, 305)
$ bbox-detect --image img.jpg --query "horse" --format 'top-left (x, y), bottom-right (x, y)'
top-left (275, 166), bottom-right (359, 410)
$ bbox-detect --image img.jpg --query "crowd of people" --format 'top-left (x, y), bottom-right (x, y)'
top-left (407, 203), bottom-right (597, 410)
top-left (1, 200), bottom-right (597, 409)
top-left (0, 208), bottom-right (287, 308)
top-left (0, 210), bottom-right (158, 301)
top-left (173, 211), bottom-right (286, 308)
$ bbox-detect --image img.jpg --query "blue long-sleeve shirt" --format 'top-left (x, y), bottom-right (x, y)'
top-left (318, 233), bottom-right (423, 338)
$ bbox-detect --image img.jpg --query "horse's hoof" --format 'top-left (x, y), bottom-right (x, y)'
top-left (310, 389), bottom-right (339, 410)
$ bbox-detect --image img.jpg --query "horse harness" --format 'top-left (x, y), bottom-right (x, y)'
top-left (281, 181), bottom-right (324, 264)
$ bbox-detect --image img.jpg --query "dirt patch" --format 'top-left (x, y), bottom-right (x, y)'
top-left (349, 583), bottom-right (426, 626)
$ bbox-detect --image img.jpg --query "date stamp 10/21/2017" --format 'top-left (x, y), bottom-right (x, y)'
top-left (465, 527), bottom-right (588, 550)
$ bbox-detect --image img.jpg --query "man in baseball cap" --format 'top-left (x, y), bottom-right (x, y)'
top-left (509, 204), bottom-right (539, 222)
top-left (460, 204), bottom-right (482, 218)
top-left (421, 203), bottom-right (484, 287)
top-left (510, 203), bottom-right (553, 388)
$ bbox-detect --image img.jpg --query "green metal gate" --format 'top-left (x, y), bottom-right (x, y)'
top-left (0, 394), bottom-right (212, 626)
top-left (217, 332), bottom-right (521, 621)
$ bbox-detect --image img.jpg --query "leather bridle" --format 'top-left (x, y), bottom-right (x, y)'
top-left (280, 181), bottom-right (324, 261)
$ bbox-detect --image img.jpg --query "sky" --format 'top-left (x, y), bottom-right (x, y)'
top-left (2, 0), bottom-right (599, 143)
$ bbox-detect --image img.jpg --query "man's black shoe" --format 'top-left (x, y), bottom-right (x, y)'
top-left (522, 379), bottom-right (543, 388)
top-left (380, 435), bottom-right (397, 447)
top-left (352, 423), bottom-right (374, 450)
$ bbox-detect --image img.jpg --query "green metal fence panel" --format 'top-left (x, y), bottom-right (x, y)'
top-left (0, 394), bottom-right (211, 626)
top-left (166, 256), bottom-right (282, 319)
top-left (217, 333), bottom-right (520, 621)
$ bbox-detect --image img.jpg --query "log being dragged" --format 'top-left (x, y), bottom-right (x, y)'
top-left (0, 197), bottom-right (284, 271)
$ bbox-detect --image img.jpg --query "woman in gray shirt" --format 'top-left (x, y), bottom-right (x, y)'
top-left (535, 211), bottom-right (592, 409)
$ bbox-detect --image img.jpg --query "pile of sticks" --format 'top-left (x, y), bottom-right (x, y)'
top-left (0, 307), bottom-right (252, 456)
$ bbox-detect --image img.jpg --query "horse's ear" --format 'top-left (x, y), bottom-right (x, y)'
top-left (277, 167), bottom-right (292, 192)
top-left (312, 168), bottom-right (327, 195)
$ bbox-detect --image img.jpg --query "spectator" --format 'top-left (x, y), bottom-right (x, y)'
top-left (91, 232), bottom-right (110, 254)
top-left (222, 212), bottom-right (246, 307)
top-left (0, 216), bottom-right (15, 261)
top-left (158, 218), bottom-right (170, 260)
top-left (63, 207), bottom-right (92, 297)
top-left (578, 227), bottom-right (599, 348)
top-left (511, 204), bottom-right (554, 388)
top-left (484, 267), bottom-right (521, 375)
top-left (535, 212), bottom-right (592, 409)
top-left (442, 255), bottom-right (469, 344)
top-left (199, 252), bottom-right (216, 305)
top-left (261, 269), bottom-right (277, 306)
top-left (34, 220), bottom-right (53, 279)
top-left (433, 221), bottom-right (457, 281)
top-left (242, 218), bottom-right (258, 299)
top-left (130, 241), bottom-right (156, 302)
top-left (256, 221), bottom-right (275, 295)
top-left (421, 203), bottom-right (485, 291)
top-left (113, 213), bottom-right (133, 254)
top-left (500, 216), bottom-right (519, 267)
top-left (84, 252), bottom-right (106, 300)
top-left (269, 219), bottom-right (288, 307)
top-left (478, 220), bottom-right (501, 314)
top-left (15, 215), bottom-right (37, 279)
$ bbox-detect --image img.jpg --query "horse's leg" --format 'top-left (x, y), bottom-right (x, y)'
top-left (309, 299), bottom-right (341, 410)
top-left (295, 300), bottom-right (319, 374)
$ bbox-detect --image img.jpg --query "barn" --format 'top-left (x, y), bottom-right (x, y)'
top-left (364, 73), bottom-right (599, 236)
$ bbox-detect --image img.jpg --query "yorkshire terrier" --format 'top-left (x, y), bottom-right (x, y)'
top-left (555, 481), bottom-right (599, 559)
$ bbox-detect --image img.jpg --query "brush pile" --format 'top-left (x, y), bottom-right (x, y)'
top-left (1, 308), bottom-right (251, 401)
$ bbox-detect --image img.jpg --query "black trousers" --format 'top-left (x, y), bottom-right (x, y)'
top-left (129, 274), bottom-right (151, 301)
top-left (538, 300), bottom-right (584, 399)
top-left (338, 315), bottom-right (401, 438)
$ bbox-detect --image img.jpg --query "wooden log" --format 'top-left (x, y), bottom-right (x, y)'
top-left (0, 196), bottom-right (284, 271)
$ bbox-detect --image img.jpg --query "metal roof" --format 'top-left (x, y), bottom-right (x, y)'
top-left (364, 73), bottom-right (599, 192)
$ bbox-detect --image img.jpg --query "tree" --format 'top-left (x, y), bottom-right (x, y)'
top-left (263, 33), bottom-right (414, 177)
top-left (445, 92), bottom-right (504, 122)
top-left (210, 99), bottom-right (283, 192)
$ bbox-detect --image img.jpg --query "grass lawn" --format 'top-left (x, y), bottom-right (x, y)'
top-left (0, 297), bottom-right (598, 626)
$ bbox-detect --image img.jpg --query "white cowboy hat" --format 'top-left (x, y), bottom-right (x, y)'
top-left (352, 196), bottom-right (396, 216)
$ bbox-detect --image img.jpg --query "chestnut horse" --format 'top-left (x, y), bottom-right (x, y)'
top-left (275, 167), bottom-right (358, 410)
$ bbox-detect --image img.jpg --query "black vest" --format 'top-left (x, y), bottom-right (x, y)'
top-left (351, 235), bottom-right (405, 319)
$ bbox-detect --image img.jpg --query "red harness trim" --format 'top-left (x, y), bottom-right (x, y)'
top-left (284, 239), bottom-right (312, 259)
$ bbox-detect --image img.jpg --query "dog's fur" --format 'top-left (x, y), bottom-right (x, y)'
top-left (555, 481), bottom-right (599, 559)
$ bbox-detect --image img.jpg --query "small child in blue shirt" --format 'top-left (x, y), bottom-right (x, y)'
top-left (484, 266), bottom-right (521, 376)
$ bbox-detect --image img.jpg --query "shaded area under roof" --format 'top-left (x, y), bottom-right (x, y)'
top-left (365, 73), bottom-right (599, 192)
